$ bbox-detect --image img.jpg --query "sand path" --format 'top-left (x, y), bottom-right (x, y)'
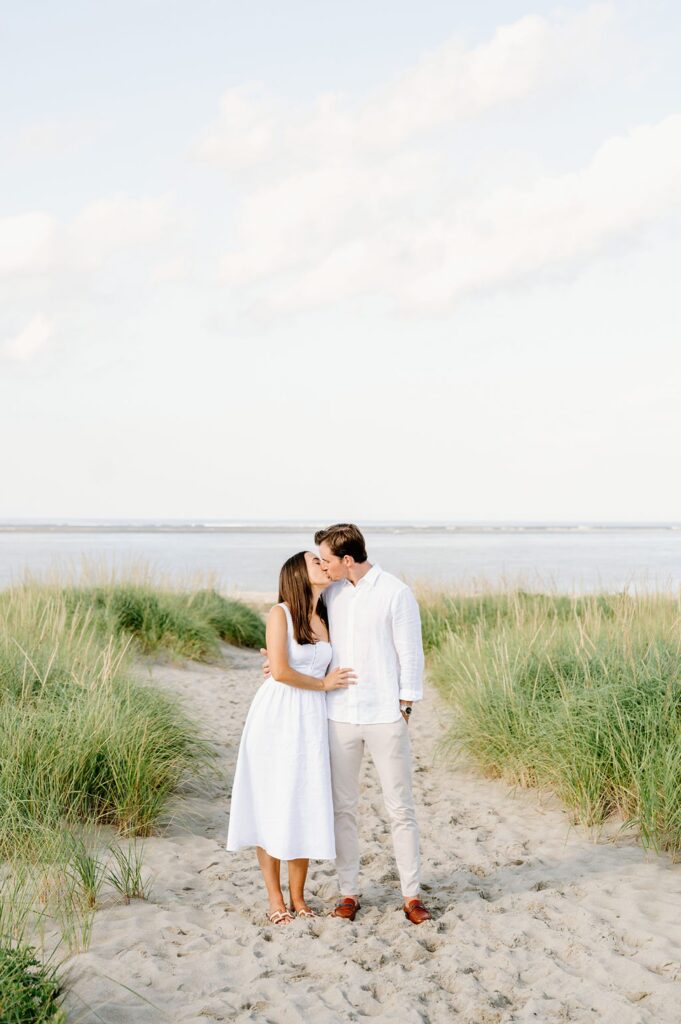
top-left (59, 645), bottom-right (681, 1023)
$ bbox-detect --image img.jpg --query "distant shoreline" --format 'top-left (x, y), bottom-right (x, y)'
top-left (0, 522), bottom-right (679, 535)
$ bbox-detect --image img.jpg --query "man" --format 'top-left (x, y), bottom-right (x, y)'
top-left (306, 523), bottom-right (432, 924)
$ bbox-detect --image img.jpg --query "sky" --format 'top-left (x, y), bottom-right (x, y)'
top-left (1, 0), bottom-right (680, 523)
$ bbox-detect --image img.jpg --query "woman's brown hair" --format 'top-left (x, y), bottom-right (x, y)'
top-left (278, 551), bottom-right (329, 645)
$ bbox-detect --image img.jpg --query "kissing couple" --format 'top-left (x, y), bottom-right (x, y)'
top-left (226, 523), bottom-right (432, 926)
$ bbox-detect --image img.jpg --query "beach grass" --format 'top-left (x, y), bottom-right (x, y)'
top-left (60, 583), bottom-right (266, 659)
top-left (420, 587), bottom-right (681, 858)
top-left (0, 573), bottom-right (264, 1018)
top-left (0, 586), bottom-right (217, 854)
top-left (0, 940), bottom-right (66, 1023)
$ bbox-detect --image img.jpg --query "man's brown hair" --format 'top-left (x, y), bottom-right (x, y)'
top-left (314, 523), bottom-right (368, 563)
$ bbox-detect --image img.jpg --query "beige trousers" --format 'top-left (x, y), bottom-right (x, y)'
top-left (327, 717), bottom-right (421, 899)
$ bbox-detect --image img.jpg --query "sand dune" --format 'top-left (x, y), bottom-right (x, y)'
top-left (56, 644), bottom-right (681, 1023)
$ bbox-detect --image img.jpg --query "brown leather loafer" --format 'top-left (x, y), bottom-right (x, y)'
top-left (329, 897), bottom-right (361, 921)
top-left (403, 898), bottom-right (433, 924)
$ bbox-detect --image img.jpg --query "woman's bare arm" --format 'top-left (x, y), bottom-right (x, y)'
top-left (266, 606), bottom-right (356, 692)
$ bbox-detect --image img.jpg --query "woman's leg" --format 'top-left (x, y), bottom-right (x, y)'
top-left (288, 858), bottom-right (311, 912)
top-left (256, 846), bottom-right (290, 919)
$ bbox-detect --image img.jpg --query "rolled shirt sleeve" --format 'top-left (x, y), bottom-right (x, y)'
top-left (391, 586), bottom-right (424, 702)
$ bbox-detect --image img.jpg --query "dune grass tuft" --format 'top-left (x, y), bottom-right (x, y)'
top-left (421, 588), bottom-right (681, 858)
top-left (59, 583), bottom-right (265, 660)
top-left (0, 586), bottom-right (218, 857)
top-left (0, 942), bottom-right (66, 1023)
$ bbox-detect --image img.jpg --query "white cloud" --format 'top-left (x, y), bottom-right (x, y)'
top-left (194, 85), bottom-right (286, 175)
top-left (0, 212), bottom-right (57, 275)
top-left (1, 314), bottom-right (53, 362)
top-left (196, 17), bottom-right (681, 317)
top-left (0, 193), bottom-right (180, 279)
top-left (150, 255), bottom-right (194, 284)
top-left (197, 4), bottom-right (613, 173)
top-left (0, 194), bottom-right (186, 362)
top-left (211, 106), bottom-right (681, 315)
top-left (65, 193), bottom-right (181, 273)
top-left (352, 4), bottom-right (612, 151)
top-left (246, 113), bottom-right (681, 315)
top-left (393, 114), bottom-right (681, 311)
top-left (194, 3), bottom-right (681, 316)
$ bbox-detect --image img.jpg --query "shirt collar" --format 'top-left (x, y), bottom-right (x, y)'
top-left (344, 563), bottom-right (381, 590)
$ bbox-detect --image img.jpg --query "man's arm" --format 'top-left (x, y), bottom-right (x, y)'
top-left (391, 586), bottom-right (424, 703)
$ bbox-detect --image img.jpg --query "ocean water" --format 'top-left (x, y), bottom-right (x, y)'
top-left (0, 525), bottom-right (680, 594)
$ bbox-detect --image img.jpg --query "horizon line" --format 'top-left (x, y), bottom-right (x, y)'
top-left (0, 517), bottom-right (679, 535)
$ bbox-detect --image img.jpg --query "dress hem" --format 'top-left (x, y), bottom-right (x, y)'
top-left (227, 840), bottom-right (336, 861)
top-left (327, 714), bottom-right (403, 725)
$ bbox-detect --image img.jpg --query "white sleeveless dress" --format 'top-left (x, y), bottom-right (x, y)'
top-left (226, 602), bottom-right (336, 861)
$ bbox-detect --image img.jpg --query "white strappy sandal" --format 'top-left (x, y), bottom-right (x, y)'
top-left (266, 909), bottom-right (295, 924)
top-left (291, 906), bottom-right (317, 918)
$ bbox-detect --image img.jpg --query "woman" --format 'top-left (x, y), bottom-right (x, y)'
top-left (226, 550), bottom-right (356, 924)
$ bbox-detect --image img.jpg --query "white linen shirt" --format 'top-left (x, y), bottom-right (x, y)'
top-left (324, 564), bottom-right (424, 725)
